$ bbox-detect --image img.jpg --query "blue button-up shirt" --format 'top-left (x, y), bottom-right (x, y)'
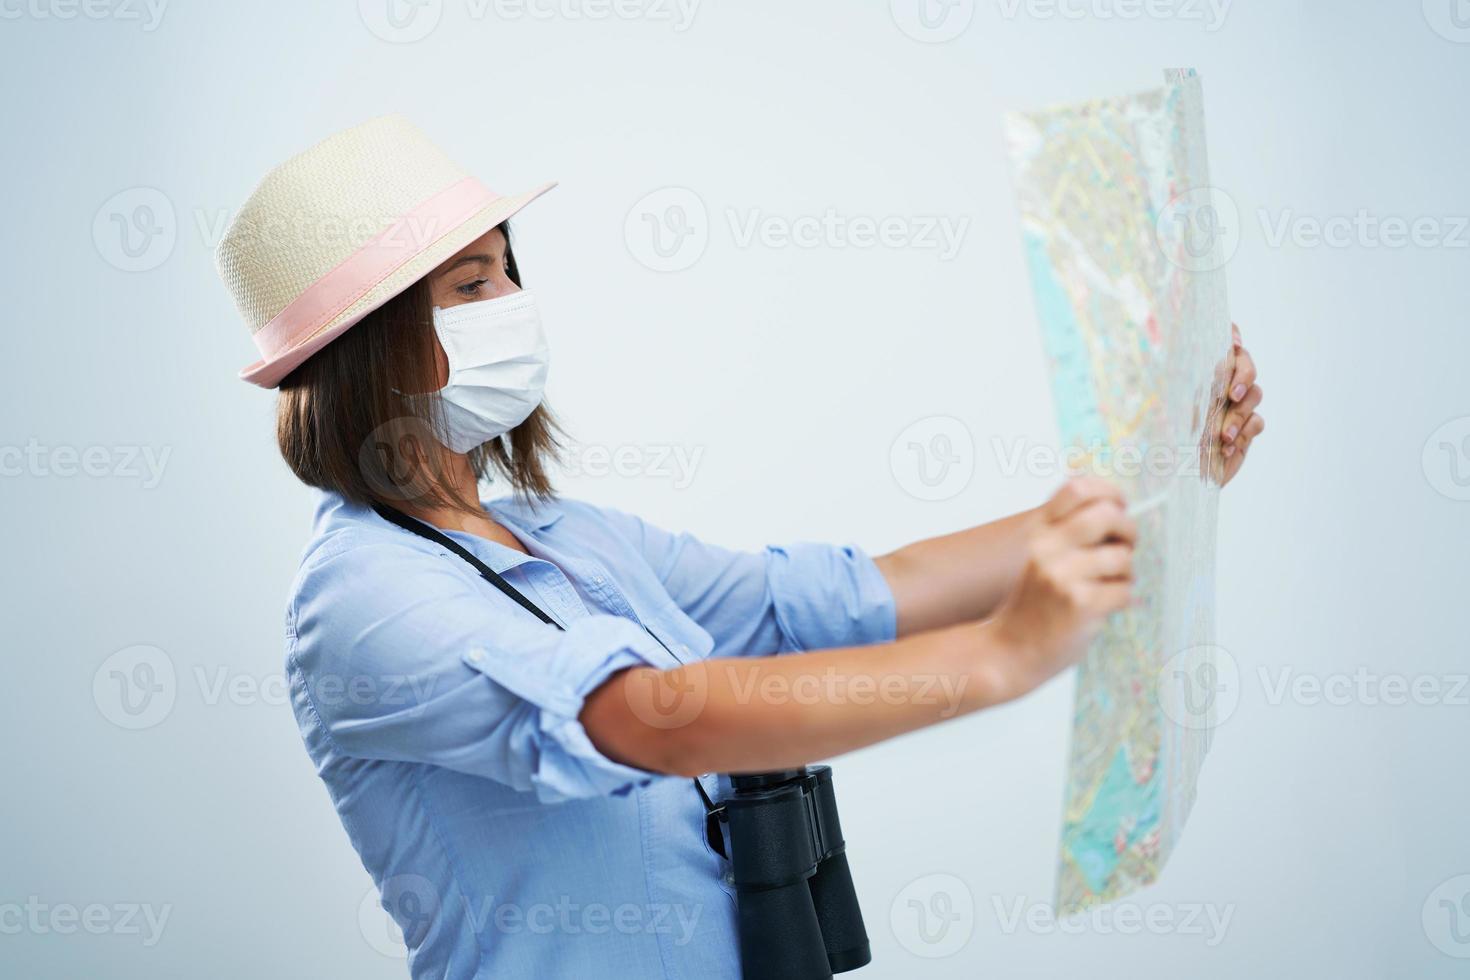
top-left (286, 491), bottom-right (896, 979)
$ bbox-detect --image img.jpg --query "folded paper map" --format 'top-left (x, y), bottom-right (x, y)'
top-left (1007, 69), bottom-right (1236, 911)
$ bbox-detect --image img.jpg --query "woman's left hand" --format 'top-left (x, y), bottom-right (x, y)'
top-left (1219, 323), bottom-right (1265, 486)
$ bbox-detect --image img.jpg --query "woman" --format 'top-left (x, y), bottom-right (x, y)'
top-left (216, 116), bottom-right (1264, 979)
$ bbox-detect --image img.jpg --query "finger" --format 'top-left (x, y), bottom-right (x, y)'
top-left (1082, 581), bottom-right (1134, 616)
top-left (1220, 415), bottom-right (1265, 484)
top-left (1221, 446), bottom-right (1245, 485)
top-left (1058, 498), bottom-right (1137, 547)
top-left (1043, 476), bottom-right (1126, 523)
top-left (1071, 543), bottom-right (1134, 581)
top-left (1223, 412), bottom-right (1266, 459)
top-left (1231, 323), bottom-right (1243, 349)
top-left (1234, 413), bottom-right (1266, 453)
top-left (1227, 346), bottom-right (1257, 402)
top-left (1221, 385), bottom-right (1264, 443)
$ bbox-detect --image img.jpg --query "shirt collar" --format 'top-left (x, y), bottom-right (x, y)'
top-left (486, 495), bottom-right (564, 534)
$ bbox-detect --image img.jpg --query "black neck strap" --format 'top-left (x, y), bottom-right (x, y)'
top-left (372, 502), bottom-right (562, 629)
top-left (370, 501), bottom-right (720, 821)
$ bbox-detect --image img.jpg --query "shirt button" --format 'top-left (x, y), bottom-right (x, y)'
top-left (468, 650), bottom-right (484, 663)
top-left (591, 575), bottom-right (605, 586)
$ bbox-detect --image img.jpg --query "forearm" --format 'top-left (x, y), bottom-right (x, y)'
top-left (581, 623), bottom-right (1018, 777)
top-left (874, 506), bottom-right (1043, 636)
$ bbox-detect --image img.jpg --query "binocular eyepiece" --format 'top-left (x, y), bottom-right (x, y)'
top-left (710, 766), bottom-right (870, 979)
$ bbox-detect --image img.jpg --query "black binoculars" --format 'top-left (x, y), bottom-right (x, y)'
top-left (708, 766), bottom-right (870, 979)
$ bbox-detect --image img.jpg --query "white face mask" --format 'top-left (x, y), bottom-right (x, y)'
top-left (429, 290), bottom-right (549, 453)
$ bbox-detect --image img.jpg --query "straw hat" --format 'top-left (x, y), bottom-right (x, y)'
top-left (216, 115), bottom-right (555, 388)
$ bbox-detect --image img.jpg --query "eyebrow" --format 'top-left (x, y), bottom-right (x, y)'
top-left (435, 254), bottom-right (495, 278)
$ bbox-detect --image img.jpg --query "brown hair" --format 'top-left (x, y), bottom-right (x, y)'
top-left (275, 223), bottom-right (561, 513)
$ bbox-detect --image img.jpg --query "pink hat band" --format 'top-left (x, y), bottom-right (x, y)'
top-left (249, 176), bottom-right (497, 361)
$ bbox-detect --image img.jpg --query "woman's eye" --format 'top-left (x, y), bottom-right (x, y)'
top-left (456, 279), bottom-right (488, 298)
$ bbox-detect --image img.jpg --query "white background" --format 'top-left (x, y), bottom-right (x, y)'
top-left (2, 0), bottom-right (1467, 977)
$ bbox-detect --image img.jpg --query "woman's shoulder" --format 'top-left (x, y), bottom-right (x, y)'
top-left (490, 491), bottom-right (661, 528)
top-left (290, 491), bottom-right (446, 601)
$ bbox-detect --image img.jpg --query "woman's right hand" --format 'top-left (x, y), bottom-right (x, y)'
top-left (984, 476), bottom-right (1137, 701)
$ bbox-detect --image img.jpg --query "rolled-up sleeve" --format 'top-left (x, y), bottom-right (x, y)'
top-left (764, 541), bottom-right (897, 652)
top-left (587, 504), bottom-right (898, 658)
top-left (288, 542), bottom-right (680, 803)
